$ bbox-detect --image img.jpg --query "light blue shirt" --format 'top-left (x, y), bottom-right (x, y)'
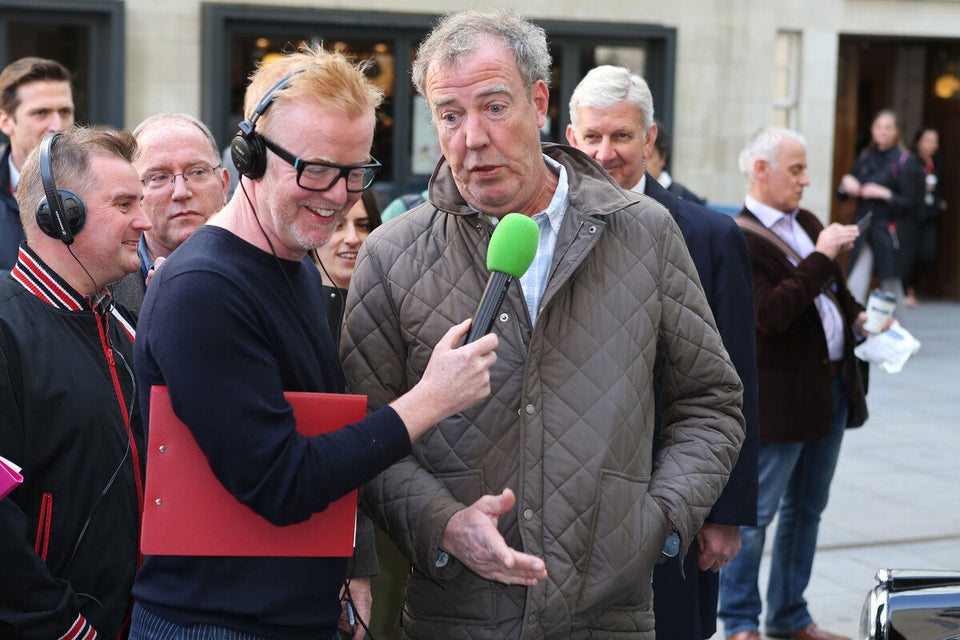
top-left (517, 156), bottom-right (568, 325)
top-left (746, 195), bottom-right (845, 361)
top-left (482, 156), bottom-right (568, 325)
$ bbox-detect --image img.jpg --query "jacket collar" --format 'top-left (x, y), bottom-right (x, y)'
top-left (11, 243), bottom-right (108, 312)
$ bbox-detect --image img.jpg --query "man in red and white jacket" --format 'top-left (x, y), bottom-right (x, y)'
top-left (0, 125), bottom-right (150, 640)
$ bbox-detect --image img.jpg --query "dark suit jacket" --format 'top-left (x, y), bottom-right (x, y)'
top-left (738, 206), bottom-right (865, 443)
top-left (109, 270), bottom-right (147, 315)
top-left (646, 177), bottom-right (760, 639)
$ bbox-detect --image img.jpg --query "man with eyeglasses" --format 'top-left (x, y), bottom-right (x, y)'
top-left (110, 113), bottom-right (229, 313)
top-left (128, 45), bottom-right (499, 640)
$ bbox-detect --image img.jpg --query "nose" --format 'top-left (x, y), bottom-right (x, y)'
top-left (341, 220), bottom-right (360, 244)
top-left (595, 138), bottom-right (616, 164)
top-left (799, 171), bottom-right (810, 187)
top-left (171, 173), bottom-right (192, 199)
top-left (132, 201), bottom-right (153, 231)
top-left (48, 113), bottom-right (67, 132)
top-left (463, 115), bottom-right (489, 150)
top-left (321, 176), bottom-right (350, 207)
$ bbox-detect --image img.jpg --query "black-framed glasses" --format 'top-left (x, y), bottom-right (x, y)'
top-left (262, 137), bottom-right (381, 193)
top-left (141, 164), bottom-right (222, 190)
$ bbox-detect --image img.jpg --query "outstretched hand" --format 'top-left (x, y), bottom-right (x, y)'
top-left (439, 488), bottom-right (548, 586)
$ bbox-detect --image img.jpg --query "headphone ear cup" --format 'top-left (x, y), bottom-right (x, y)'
top-left (231, 129), bottom-right (266, 180)
top-left (35, 189), bottom-right (86, 244)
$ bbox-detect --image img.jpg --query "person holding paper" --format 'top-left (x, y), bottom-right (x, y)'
top-left (340, 10), bottom-right (745, 639)
top-left (718, 126), bottom-right (867, 640)
top-left (0, 126), bottom-right (150, 640)
top-left (129, 45), bottom-right (498, 640)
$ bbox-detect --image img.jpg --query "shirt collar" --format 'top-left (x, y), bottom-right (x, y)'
top-left (745, 194), bottom-right (798, 230)
top-left (630, 173), bottom-right (647, 194)
top-left (8, 153), bottom-right (19, 192)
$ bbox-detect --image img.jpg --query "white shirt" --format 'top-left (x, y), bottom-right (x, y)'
top-left (745, 195), bottom-right (845, 361)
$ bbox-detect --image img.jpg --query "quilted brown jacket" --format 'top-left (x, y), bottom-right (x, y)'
top-left (341, 145), bottom-right (745, 640)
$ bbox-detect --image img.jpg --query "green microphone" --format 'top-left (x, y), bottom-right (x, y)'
top-left (465, 213), bottom-right (540, 343)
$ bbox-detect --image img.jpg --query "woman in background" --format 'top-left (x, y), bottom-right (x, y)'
top-left (313, 189), bottom-right (382, 339)
top-left (903, 126), bottom-right (946, 307)
top-left (840, 108), bottom-right (924, 307)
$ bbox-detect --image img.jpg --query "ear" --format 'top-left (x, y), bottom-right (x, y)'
top-left (564, 123), bottom-right (578, 146)
top-left (642, 121), bottom-right (659, 161)
top-left (0, 110), bottom-right (13, 138)
top-left (532, 79), bottom-right (549, 129)
top-left (219, 167), bottom-right (231, 205)
top-left (753, 158), bottom-right (768, 181)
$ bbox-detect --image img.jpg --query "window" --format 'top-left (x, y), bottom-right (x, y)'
top-left (203, 7), bottom-right (675, 199)
top-left (773, 30), bottom-right (802, 129)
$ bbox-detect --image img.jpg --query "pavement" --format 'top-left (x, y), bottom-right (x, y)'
top-left (709, 299), bottom-right (960, 640)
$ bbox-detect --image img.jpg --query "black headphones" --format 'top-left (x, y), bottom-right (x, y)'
top-left (35, 132), bottom-right (86, 245)
top-left (230, 67), bottom-right (311, 181)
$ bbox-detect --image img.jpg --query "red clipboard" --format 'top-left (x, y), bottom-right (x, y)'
top-left (141, 385), bottom-right (366, 557)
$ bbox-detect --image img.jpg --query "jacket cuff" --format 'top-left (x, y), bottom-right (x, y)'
top-left (57, 613), bottom-right (97, 640)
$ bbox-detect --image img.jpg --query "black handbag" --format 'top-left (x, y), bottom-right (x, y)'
top-left (846, 357), bottom-right (870, 428)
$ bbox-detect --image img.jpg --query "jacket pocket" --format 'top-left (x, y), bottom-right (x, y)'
top-left (576, 471), bottom-right (660, 618)
top-left (34, 492), bottom-right (53, 561)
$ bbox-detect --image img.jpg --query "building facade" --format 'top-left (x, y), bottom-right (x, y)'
top-left (4, 0), bottom-right (960, 294)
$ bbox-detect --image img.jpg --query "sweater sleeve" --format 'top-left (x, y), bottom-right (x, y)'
top-left (138, 266), bottom-right (411, 527)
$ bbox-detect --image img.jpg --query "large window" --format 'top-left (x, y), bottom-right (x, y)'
top-left (202, 6), bottom-right (675, 199)
top-left (0, 0), bottom-right (124, 136)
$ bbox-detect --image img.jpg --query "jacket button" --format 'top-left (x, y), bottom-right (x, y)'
top-left (528, 614), bottom-right (537, 624)
top-left (523, 509), bottom-right (534, 521)
top-left (525, 404), bottom-right (536, 415)
top-left (499, 312), bottom-right (509, 322)
top-left (588, 224), bottom-right (597, 233)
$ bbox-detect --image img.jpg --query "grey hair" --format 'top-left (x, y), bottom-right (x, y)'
top-left (568, 65), bottom-right (654, 134)
top-left (132, 113), bottom-right (220, 160)
top-left (412, 9), bottom-right (551, 99)
top-left (738, 125), bottom-right (807, 183)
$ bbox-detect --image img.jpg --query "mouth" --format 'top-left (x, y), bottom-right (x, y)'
top-left (305, 204), bottom-right (337, 219)
top-left (336, 251), bottom-right (358, 261)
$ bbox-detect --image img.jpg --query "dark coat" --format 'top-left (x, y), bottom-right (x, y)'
top-left (0, 145), bottom-right (24, 278)
top-left (739, 207), bottom-right (865, 443)
top-left (646, 177), bottom-right (760, 639)
top-left (846, 147), bottom-right (925, 279)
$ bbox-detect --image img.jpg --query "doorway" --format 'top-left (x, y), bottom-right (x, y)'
top-left (832, 36), bottom-right (960, 299)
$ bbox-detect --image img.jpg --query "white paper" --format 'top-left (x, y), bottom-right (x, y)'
top-left (854, 321), bottom-right (921, 374)
top-left (0, 454), bottom-right (21, 474)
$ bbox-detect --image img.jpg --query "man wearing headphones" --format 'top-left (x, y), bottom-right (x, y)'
top-left (0, 126), bottom-right (151, 640)
top-left (0, 57), bottom-right (75, 278)
top-left (129, 45), bottom-right (498, 640)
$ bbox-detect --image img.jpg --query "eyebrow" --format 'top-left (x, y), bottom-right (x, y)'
top-left (431, 83), bottom-right (514, 111)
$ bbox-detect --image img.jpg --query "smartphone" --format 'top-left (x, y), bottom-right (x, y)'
top-left (856, 210), bottom-right (874, 232)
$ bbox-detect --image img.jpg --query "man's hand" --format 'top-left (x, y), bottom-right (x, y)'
top-left (816, 223), bottom-right (860, 260)
top-left (390, 319), bottom-right (498, 441)
top-left (339, 577), bottom-right (371, 639)
top-left (439, 488), bottom-right (548, 586)
top-left (696, 523), bottom-right (741, 572)
top-left (145, 256), bottom-right (166, 287)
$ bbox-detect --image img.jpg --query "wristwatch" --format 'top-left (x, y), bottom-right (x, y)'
top-left (661, 529), bottom-right (681, 558)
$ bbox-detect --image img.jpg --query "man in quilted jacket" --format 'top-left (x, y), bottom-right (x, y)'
top-left (341, 9), bottom-right (746, 640)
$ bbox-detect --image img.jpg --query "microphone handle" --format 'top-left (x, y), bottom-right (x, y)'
top-left (466, 271), bottom-right (513, 343)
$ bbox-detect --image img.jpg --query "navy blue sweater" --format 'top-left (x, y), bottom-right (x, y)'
top-left (133, 226), bottom-right (411, 639)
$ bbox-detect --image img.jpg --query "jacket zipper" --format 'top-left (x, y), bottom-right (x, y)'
top-left (33, 491), bottom-right (53, 561)
top-left (93, 310), bottom-right (145, 545)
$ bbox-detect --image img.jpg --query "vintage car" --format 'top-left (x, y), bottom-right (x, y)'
top-left (860, 569), bottom-right (960, 639)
